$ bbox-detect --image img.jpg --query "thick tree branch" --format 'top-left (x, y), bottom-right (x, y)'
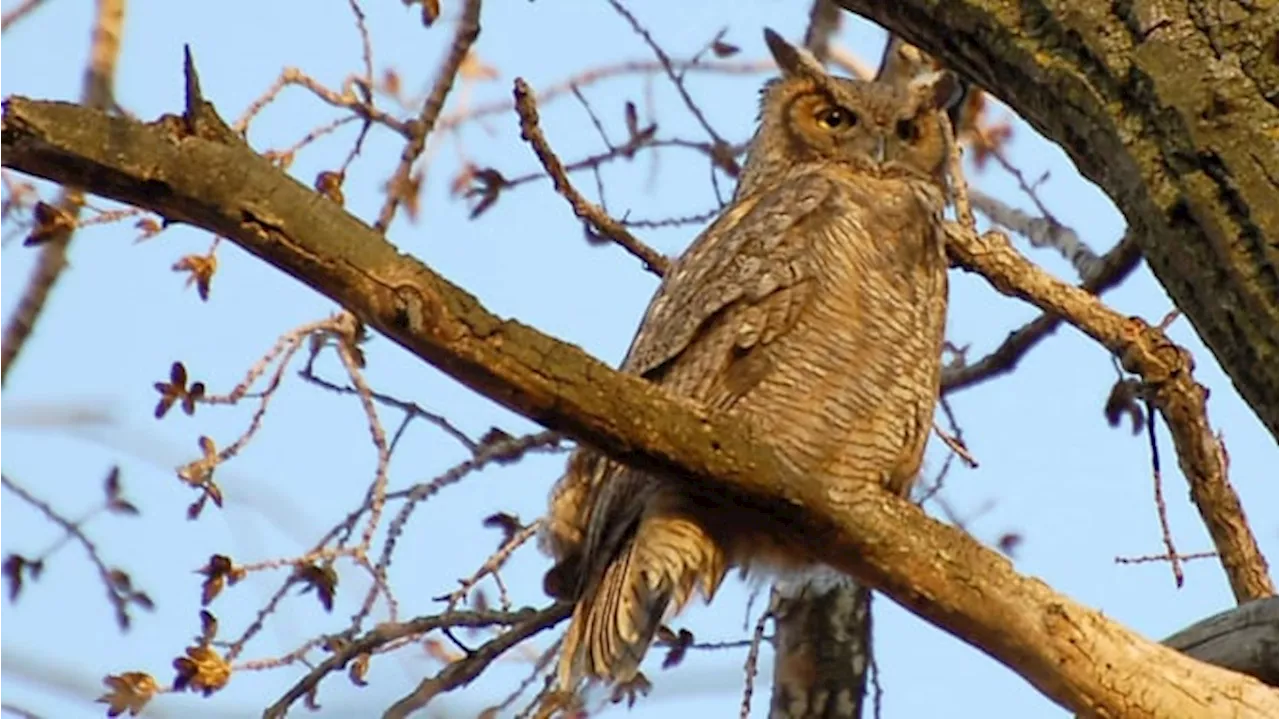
top-left (2, 98), bottom-right (1275, 717)
top-left (834, 0), bottom-right (1279, 437)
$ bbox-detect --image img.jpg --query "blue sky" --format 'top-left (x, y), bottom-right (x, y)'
top-left (2, 1), bottom-right (1276, 717)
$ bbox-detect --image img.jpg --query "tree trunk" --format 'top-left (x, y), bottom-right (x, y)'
top-left (770, 572), bottom-right (871, 719)
top-left (834, 0), bottom-right (1279, 437)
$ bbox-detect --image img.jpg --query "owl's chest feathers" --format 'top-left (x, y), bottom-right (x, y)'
top-left (805, 179), bottom-right (948, 352)
top-left (743, 179), bottom-right (947, 487)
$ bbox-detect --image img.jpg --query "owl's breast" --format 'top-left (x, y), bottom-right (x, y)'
top-left (737, 181), bottom-right (949, 491)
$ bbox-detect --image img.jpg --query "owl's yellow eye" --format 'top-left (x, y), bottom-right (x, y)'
top-left (816, 106), bottom-right (857, 129)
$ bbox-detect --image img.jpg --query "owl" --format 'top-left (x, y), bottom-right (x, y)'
top-left (541, 28), bottom-right (958, 694)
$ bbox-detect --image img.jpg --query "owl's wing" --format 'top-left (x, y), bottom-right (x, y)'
top-left (621, 171), bottom-right (837, 381)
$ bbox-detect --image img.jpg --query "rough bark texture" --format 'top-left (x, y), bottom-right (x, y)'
top-left (770, 572), bottom-right (870, 719)
top-left (4, 97), bottom-right (1274, 718)
top-left (834, 0), bottom-right (1279, 437)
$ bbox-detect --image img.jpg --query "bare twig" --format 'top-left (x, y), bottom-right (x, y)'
top-left (373, 0), bottom-right (481, 232)
top-left (1, 0), bottom-right (123, 384)
top-left (496, 137), bottom-right (741, 194)
top-left (300, 366), bottom-right (478, 453)
top-left (235, 67), bottom-right (410, 137)
top-left (606, 0), bottom-right (729, 150)
top-left (932, 423), bottom-right (978, 469)
top-left (347, 0), bottom-right (373, 87)
top-left (513, 78), bottom-right (670, 276)
top-left (1145, 401), bottom-right (1185, 588)
top-left (382, 604), bottom-right (572, 719)
top-left (739, 600), bottom-right (774, 719)
top-left (332, 314), bottom-right (398, 625)
top-left (442, 520), bottom-right (542, 611)
top-left (982, 147), bottom-right (1103, 281)
top-left (262, 605), bottom-right (568, 719)
top-left (494, 639), bottom-right (561, 717)
top-left (1116, 551), bottom-right (1218, 566)
top-left (438, 58), bottom-right (771, 134)
top-left (622, 207), bottom-right (720, 229)
top-left (1, 474), bottom-right (141, 630)
top-left (376, 431), bottom-right (562, 581)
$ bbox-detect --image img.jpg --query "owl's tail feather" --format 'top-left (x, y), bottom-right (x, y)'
top-left (557, 514), bottom-right (726, 690)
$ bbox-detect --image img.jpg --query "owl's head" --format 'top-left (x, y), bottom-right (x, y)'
top-left (747, 29), bottom-right (960, 184)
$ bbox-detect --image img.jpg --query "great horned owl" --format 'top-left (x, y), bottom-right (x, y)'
top-left (542, 28), bottom-right (957, 693)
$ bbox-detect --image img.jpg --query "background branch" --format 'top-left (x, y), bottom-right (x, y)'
top-left (1, 0), bottom-right (123, 384)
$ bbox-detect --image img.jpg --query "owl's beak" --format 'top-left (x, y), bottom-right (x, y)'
top-left (874, 136), bottom-right (887, 164)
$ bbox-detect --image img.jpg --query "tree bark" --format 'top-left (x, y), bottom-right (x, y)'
top-left (834, 0), bottom-right (1279, 437)
top-left (770, 572), bottom-right (871, 719)
top-left (4, 96), bottom-right (1273, 717)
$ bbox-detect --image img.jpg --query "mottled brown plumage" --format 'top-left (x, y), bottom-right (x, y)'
top-left (542, 29), bottom-right (956, 694)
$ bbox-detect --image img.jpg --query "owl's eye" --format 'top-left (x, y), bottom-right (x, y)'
top-left (816, 107), bottom-right (858, 129)
top-left (895, 119), bottom-right (920, 142)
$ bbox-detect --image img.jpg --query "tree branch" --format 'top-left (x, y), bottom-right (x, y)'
top-left (1, 0), bottom-right (124, 384)
top-left (2, 97), bottom-right (1275, 717)
top-left (945, 224), bottom-right (1273, 604)
top-left (941, 232), bottom-right (1142, 394)
top-left (261, 604), bottom-right (569, 719)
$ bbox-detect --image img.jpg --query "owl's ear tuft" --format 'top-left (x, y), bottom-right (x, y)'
top-left (764, 28), bottom-right (826, 80)
top-left (909, 70), bottom-right (963, 112)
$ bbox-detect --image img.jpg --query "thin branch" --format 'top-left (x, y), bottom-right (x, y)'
top-left (437, 58), bottom-right (771, 134)
top-left (441, 520), bottom-right (542, 611)
top-left (1, 474), bottom-right (137, 630)
top-left (1145, 401), bottom-right (1185, 588)
top-left (739, 598), bottom-right (774, 719)
top-left (373, 0), bottom-right (481, 232)
top-left (1, 0), bottom-right (123, 384)
top-left (0, 0), bottom-right (46, 33)
top-left (1116, 551), bottom-right (1217, 566)
top-left (513, 78), bottom-right (670, 276)
top-left (606, 0), bottom-right (728, 150)
top-left (234, 67), bottom-right (410, 137)
top-left (375, 431), bottom-right (562, 580)
top-left (940, 233), bottom-right (1142, 394)
top-left (495, 137), bottom-right (739, 194)
top-left (382, 605), bottom-right (570, 719)
top-left (262, 605), bottom-right (568, 719)
top-left (299, 365), bottom-right (478, 453)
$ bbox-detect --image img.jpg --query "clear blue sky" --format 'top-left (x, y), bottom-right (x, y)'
top-left (2, 1), bottom-right (1276, 717)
